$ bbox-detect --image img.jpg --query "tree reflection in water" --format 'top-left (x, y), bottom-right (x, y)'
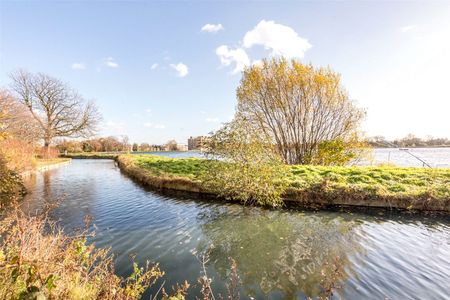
top-left (196, 206), bottom-right (364, 299)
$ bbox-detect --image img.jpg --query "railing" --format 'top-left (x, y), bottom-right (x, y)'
top-left (373, 141), bottom-right (433, 168)
top-left (399, 148), bottom-right (433, 168)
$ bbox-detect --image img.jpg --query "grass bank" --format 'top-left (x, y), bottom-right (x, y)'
top-left (35, 158), bottom-right (71, 168)
top-left (118, 154), bottom-right (450, 212)
top-left (62, 152), bottom-right (122, 159)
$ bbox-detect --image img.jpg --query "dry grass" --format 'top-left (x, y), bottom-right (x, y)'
top-left (0, 201), bottom-right (247, 300)
top-left (35, 158), bottom-right (71, 168)
top-left (0, 202), bottom-right (191, 299)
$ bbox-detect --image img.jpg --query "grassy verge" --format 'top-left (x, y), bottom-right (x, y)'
top-left (119, 154), bottom-right (450, 212)
top-left (35, 158), bottom-right (71, 168)
top-left (62, 152), bottom-right (123, 159)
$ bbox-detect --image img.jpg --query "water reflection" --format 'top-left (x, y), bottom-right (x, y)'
top-left (196, 207), bottom-right (363, 298)
top-left (21, 160), bottom-right (450, 300)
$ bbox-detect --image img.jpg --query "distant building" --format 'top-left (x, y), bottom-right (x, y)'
top-left (177, 144), bottom-right (188, 151)
top-left (188, 136), bottom-right (209, 151)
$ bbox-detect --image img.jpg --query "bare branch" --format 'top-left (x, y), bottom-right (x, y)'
top-left (9, 70), bottom-right (101, 147)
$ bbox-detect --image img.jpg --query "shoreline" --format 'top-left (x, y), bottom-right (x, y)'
top-left (20, 158), bottom-right (72, 178)
top-left (115, 155), bottom-right (450, 213)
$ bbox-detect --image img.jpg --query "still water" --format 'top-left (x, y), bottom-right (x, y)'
top-left (23, 160), bottom-right (450, 299)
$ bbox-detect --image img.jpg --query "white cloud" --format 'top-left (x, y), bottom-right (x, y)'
top-left (201, 23), bottom-right (224, 33)
top-left (170, 63), bottom-right (189, 77)
top-left (151, 63), bottom-right (159, 70)
top-left (146, 108), bottom-right (152, 113)
top-left (205, 117), bottom-right (220, 123)
top-left (400, 25), bottom-right (417, 33)
top-left (71, 63), bottom-right (86, 70)
top-left (104, 57), bottom-right (119, 68)
top-left (243, 20), bottom-right (311, 58)
top-left (216, 45), bottom-right (250, 74)
top-left (144, 122), bottom-right (152, 127)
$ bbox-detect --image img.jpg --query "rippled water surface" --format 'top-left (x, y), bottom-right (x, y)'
top-left (23, 159), bottom-right (450, 299)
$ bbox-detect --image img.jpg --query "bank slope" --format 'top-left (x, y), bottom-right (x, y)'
top-left (117, 154), bottom-right (450, 212)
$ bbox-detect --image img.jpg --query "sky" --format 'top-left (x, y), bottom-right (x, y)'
top-left (1, 1), bottom-right (449, 144)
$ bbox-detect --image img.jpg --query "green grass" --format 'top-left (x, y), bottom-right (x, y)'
top-left (131, 154), bottom-right (209, 179)
top-left (125, 154), bottom-right (450, 201)
top-left (286, 164), bottom-right (450, 199)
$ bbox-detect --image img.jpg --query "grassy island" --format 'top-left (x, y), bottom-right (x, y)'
top-left (117, 154), bottom-right (450, 212)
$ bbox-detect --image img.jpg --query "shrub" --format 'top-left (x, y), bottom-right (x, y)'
top-left (202, 118), bottom-right (288, 207)
top-left (37, 145), bottom-right (60, 159)
top-left (312, 138), bottom-right (371, 166)
top-left (0, 155), bottom-right (24, 207)
top-left (0, 138), bottom-right (35, 172)
top-left (0, 203), bottom-right (190, 299)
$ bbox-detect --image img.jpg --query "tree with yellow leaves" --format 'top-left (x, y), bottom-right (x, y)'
top-left (237, 58), bottom-right (365, 165)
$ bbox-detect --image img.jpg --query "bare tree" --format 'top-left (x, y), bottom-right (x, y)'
top-left (120, 135), bottom-right (130, 152)
top-left (9, 70), bottom-right (100, 152)
top-left (237, 58), bottom-right (365, 165)
top-left (165, 140), bottom-right (178, 151)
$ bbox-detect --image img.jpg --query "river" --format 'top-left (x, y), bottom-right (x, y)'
top-left (22, 159), bottom-right (450, 299)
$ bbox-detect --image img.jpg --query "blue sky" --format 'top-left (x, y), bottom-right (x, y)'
top-left (1, 1), bottom-right (449, 144)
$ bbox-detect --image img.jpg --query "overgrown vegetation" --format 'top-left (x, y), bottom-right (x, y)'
top-left (0, 89), bottom-right (37, 173)
top-left (0, 202), bottom-right (196, 299)
top-left (202, 117), bottom-right (288, 206)
top-left (0, 202), bottom-right (254, 299)
top-left (0, 157), bottom-right (24, 207)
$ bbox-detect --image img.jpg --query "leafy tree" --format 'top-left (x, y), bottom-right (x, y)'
top-left (132, 143), bottom-right (139, 152)
top-left (237, 58), bottom-right (365, 165)
top-left (203, 117), bottom-right (288, 207)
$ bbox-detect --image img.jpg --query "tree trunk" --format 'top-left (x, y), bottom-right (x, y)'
top-left (43, 138), bottom-right (51, 159)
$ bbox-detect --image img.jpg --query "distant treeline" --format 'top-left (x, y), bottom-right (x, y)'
top-left (367, 134), bottom-right (450, 148)
top-left (56, 137), bottom-right (175, 153)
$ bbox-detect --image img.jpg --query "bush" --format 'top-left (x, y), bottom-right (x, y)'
top-left (0, 155), bottom-right (24, 207)
top-left (312, 138), bottom-right (372, 166)
top-left (38, 146), bottom-right (60, 159)
top-left (0, 138), bottom-right (35, 172)
top-left (0, 204), bottom-right (191, 299)
top-left (202, 118), bottom-right (288, 207)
